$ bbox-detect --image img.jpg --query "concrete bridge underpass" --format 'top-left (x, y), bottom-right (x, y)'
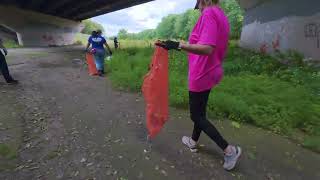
top-left (0, 0), bottom-right (153, 46)
top-left (238, 0), bottom-right (320, 60)
top-left (0, 0), bottom-right (319, 60)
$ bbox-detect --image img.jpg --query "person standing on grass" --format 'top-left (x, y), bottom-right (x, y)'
top-left (0, 38), bottom-right (18, 84)
top-left (86, 30), bottom-right (112, 76)
top-left (158, 0), bottom-right (241, 171)
top-left (114, 37), bottom-right (119, 49)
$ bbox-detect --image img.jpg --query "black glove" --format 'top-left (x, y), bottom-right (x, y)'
top-left (109, 51), bottom-right (113, 56)
top-left (157, 40), bottom-right (180, 50)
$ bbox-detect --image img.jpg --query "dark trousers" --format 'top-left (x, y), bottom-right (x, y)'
top-left (0, 53), bottom-right (13, 83)
top-left (189, 90), bottom-right (229, 150)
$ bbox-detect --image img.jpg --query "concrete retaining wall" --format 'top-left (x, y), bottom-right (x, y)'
top-left (240, 0), bottom-right (320, 60)
top-left (0, 6), bottom-right (83, 46)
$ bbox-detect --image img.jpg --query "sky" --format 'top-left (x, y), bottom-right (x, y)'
top-left (91, 0), bottom-right (196, 37)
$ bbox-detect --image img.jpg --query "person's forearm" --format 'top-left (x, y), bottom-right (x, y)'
top-left (86, 43), bottom-right (90, 50)
top-left (105, 43), bottom-right (112, 53)
top-left (180, 42), bottom-right (214, 55)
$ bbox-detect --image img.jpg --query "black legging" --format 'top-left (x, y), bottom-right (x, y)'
top-left (189, 90), bottom-right (229, 150)
top-left (0, 53), bottom-right (13, 83)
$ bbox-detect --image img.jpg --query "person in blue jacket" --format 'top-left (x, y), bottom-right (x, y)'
top-left (86, 30), bottom-right (112, 76)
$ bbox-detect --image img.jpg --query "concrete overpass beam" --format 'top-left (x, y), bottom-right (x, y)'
top-left (239, 0), bottom-right (320, 60)
top-left (0, 5), bottom-right (83, 47)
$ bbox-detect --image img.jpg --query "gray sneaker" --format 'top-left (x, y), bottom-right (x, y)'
top-left (182, 136), bottom-right (198, 153)
top-left (223, 146), bottom-right (242, 171)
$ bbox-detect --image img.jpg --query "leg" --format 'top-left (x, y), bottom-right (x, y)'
top-left (0, 53), bottom-right (13, 82)
top-left (189, 91), bottom-right (242, 171)
top-left (189, 90), bottom-right (210, 141)
top-left (189, 90), bottom-right (229, 151)
top-left (95, 50), bottom-right (105, 73)
top-left (192, 123), bottom-right (202, 142)
top-left (189, 90), bottom-right (209, 141)
top-left (94, 55), bottom-right (103, 71)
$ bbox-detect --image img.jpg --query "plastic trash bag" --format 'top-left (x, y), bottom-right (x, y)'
top-left (86, 53), bottom-right (98, 76)
top-left (142, 46), bottom-right (169, 138)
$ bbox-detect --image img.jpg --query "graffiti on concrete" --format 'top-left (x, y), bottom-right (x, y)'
top-left (259, 34), bottom-right (280, 54)
top-left (272, 35), bottom-right (280, 51)
top-left (259, 43), bottom-right (268, 54)
top-left (304, 23), bottom-right (320, 48)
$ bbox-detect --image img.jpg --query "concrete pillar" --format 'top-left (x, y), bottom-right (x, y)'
top-left (0, 5), bottom-right (84, 47)
top-left (239, 0), bottom-right (320, 60)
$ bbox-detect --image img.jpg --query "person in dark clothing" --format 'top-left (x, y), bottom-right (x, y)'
top-left (0, 38), bottom-right (18, 84)
top-left (114, 37), bottom-right (119, 49)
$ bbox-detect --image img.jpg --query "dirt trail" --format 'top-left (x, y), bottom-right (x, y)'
top-left (0, 46), bottom-right (319, 180)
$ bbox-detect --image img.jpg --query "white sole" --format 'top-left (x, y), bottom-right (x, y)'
top-left (182, 137), bottom-right (198, 153)
top-left (225, 146), bottom-right (242, 171)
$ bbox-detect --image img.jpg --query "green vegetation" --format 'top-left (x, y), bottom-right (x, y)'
top-left (3, 40), bottom-right (21, 48)
top-left (0, 144), bottom-right (17, 171)
top-left (0, 144), bottom-right (17, 159)
top-left (106, 41), bottom-right (320, 152)
top-left (74, 33), bottom-right (90, 45)
top-left (105, 0), bottom-right (320, 152)
top-left (81, 19), bottom-right (105, 35)
top-left (117, 0), bottom-right (243, 40)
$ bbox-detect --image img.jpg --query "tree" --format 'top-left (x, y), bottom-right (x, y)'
top-left (116, 1), bottom-right (243, 40)
top-left (220, 0), bottom-right (244, 39)
top-left (137, 29), bottom-right (156, 40)
top-left (118, 29), bottom-right (129, 39)
top-left (81, 20), bottom-right (105, 35)
top-left (173, 10), bottom-right (200, 40)
top-left (156, 14), bottom-right (179, 39)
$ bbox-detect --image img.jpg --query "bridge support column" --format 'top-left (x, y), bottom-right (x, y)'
top-left (239, 0), bottom-right (320, 60)
top-left (0, 6), bottom-right (83, 47)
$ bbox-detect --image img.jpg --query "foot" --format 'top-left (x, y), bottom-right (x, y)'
top-left (98, 70), bottom-right (104, 77)
top-left (223, 146), bottom-right (242, 171)
top-left (182, 136), bottom-right (198, 153)
top-left (7, 79), bottom-right (18, 85)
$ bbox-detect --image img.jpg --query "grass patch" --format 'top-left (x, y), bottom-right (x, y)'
top-left (303, 136), bottom-right (320, 152)
top-left (0, 144), bottom-right (17, 160)
top-left (106, 41), bottom-right (320, 151)
top-left (3, 40), bottom-right (21, 48)
top-left (117, 40), bottom-right (154, 49)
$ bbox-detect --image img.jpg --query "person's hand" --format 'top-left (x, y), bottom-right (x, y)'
top-left (156, 40), bottom-right (180, 50)
top-left (109, 51), bottom-right (113, 56)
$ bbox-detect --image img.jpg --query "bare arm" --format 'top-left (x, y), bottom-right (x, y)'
top-left (86, 42), bottom-right (91, 50)
top-left (104, 42), bottom-right (112, 54)
top-left (180, 42), bottom-right (214, 55)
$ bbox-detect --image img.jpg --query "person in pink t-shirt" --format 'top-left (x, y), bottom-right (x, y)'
top-left (158, 0), bottom-right (241, 171)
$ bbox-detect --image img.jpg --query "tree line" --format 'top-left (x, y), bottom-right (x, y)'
top-left (117, 0), bottom-right (243, 40)
top-left (81, 20), bottom-right (105, 35)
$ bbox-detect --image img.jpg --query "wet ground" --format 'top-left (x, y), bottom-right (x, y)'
top-left (0, 46), bottom-right (319, 180)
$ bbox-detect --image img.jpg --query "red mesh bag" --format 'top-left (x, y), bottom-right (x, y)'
top-left (86, 53), bottom-right (98, 76)
top-left (142, 46), bottom-right (169, 138)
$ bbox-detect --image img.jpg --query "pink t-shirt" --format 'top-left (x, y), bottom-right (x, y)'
top-left (188, 6), bottom-right (230, 92)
